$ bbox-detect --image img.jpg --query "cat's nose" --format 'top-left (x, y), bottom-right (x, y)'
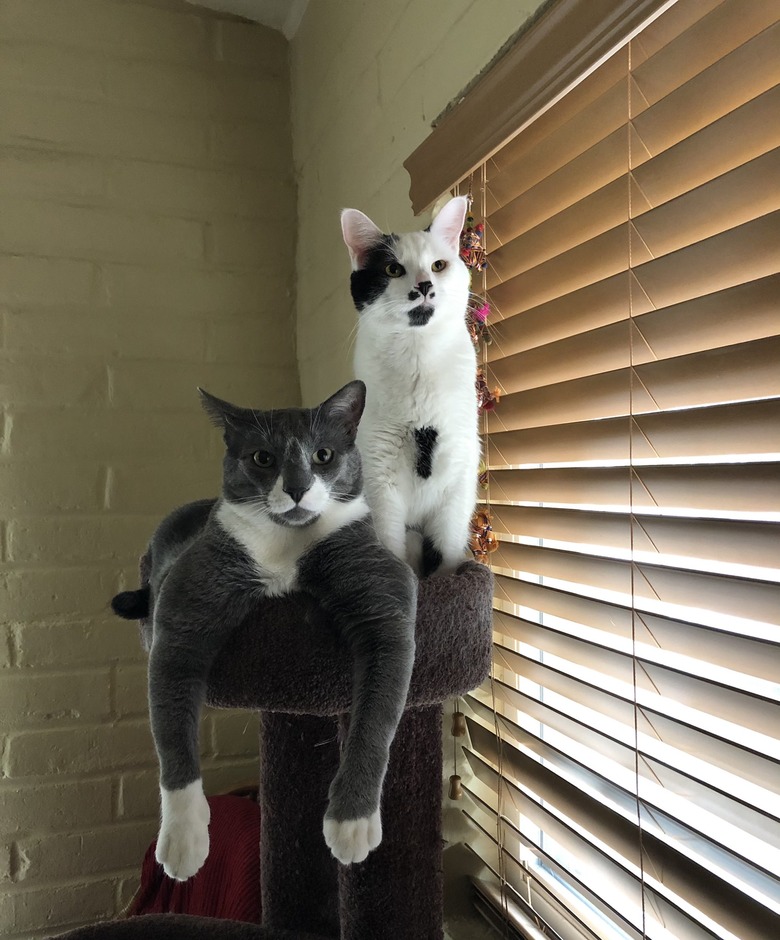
top-left (417, 280), bottom-right (433, 296)
top-left (284, 487), bottom-right (307, 504)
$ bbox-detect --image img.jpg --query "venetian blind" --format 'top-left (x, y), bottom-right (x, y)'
top-left (413, 1), bottom-right (780, 938)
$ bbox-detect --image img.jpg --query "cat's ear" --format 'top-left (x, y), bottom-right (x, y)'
top-left (341, 209), bottom-right (384, 270)
top-left (321, 380), bottom-right (366, 441)
top-left (198, 388), bottom-right (251, 432)
top-left (429, 195), bottom-right (468, 253)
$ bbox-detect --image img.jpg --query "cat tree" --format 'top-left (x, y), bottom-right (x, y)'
top-left (55, 562), bottom-right (493, 940)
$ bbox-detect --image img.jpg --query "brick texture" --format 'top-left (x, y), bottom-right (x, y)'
top-left (0, 0), bottom-right (296, 935)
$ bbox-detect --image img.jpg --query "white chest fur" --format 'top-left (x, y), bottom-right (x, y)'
top-left (355, 318), bottom-right (478, 467)
top-left (216, 496), bottom-right (370, 597)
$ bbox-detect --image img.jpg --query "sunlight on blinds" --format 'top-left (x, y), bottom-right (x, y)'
top-left (446, 1), bottom-right (780, 938)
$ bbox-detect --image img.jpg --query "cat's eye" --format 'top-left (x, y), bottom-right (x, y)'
top-left (312, 448), bottom-right (334, 465)
top-left (385, 262), bottom-right (405, 278)
top-left (431, 259), bottom-right (447, 272)
top-left (252, 451), bottom-right (274, 468)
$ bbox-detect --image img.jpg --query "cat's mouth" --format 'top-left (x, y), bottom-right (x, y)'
top-left (272, 505), bottom-right (319, 527)
top-left (408, 303), bottom-right (434, 327)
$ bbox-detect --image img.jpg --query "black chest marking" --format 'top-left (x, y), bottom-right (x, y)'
top-left (414, 427), bottom-right (438, 479)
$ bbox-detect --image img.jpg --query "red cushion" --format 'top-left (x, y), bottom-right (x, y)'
top-left (126, 795), bottom-right (261, 923)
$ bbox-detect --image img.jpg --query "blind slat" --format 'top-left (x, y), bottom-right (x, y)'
top-left (492, 541), bottom-right (780, 625)
top-left (487, 636), bottom-right (779, 796)
top-left (465, 721), bottom-right (779, 940)
top-left (466, 713), bottom-right (780, 927)
top-left (488, 275), bottom-right (780, 386)
top-left (488, 336), bottom-right (780, 433)
top-left (486, 397), bottom-right (780, 466)
top-left (487, 210), bottom-right (780, 316)
top-left (487, 9), bottom-right (778, 222)
top-left (488, 461), bottom-right (780, 516)
top-left (492, 584), bottom-right (780, 679)
top-left (489, 79), bottom-right (780, 245)
top-left (468, 689), bottom-right (780, 876)
top-left (631, 17), bottom-right (780, 158)
top-left (463, 759), bottom-right (648, 940)
top-left (489, 504), bottom-right (780, 573)
top-left (489, 147), bottom-right (780, 287)
top-left (484, 0), bottom-right (774, 209)
top-left (492, 619), bottom-right (780, 745)
top-left (475, 674), bottom-right (779, 817)
top-left (463, 798), bottom-right (630, 940)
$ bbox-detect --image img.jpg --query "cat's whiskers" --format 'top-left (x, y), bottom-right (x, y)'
top-left (310, 404), bottom-right (319, 434)
top-left (344, 321), bottom-right (360, 357)
top-left (230, 496), bottom-right (274, 520)
top-left (250, 409), bottom-right (269, 436)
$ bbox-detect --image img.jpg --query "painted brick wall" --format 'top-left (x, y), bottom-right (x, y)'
top-left (0, 1), bottom-right (297, 935)
top-left (290, 0), bottom-right (546, 404)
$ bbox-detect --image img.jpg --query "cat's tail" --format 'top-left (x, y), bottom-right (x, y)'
top-left (111, 587), bottom-right (150, 621)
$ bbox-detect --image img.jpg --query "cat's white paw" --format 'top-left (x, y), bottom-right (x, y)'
top-left (323, 809), bottom-right (382, 865)
top-left (156, 780), bottom-right (211, 881)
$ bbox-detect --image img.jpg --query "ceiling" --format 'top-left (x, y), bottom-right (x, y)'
top-left (184, 0), bottom-right (309, 38)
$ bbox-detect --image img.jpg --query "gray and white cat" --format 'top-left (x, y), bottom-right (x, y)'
top-left (111, 381), bottom-right (416, 879)
top-left (341, 196), bottom-right (480, 577)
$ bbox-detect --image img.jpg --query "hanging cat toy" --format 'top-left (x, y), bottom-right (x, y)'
top-left (461, 206), bottom-right (493, 349)
top-left (459, 194), bottom-right (500, 572)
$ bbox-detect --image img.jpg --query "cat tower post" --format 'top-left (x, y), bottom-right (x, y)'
top-left (205, 561), bottom-right (494, 940)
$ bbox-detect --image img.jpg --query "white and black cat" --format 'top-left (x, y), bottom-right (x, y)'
top-left (111, 381), bottom-right (416, 879)
top-left (341, 196), bottom-right (480, 577)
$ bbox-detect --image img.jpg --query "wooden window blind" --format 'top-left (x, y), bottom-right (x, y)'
top-left (408, 1), bottom-right (780, 938)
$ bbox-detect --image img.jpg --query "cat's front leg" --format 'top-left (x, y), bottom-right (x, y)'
top-left (148, 630), bottom-right (214, 881)
top-left (156, 778), bottom-right (211, 881)
top-left (422, 487), bottom-right (476, 577)
top-left (323, 807), bottom-right (383, 866)
top-left (363, 479), bottom-right (408, 563)
top-left (299, 523), bottom-right (416, 865)
top-left (148, 570), bottom-right (246, 882)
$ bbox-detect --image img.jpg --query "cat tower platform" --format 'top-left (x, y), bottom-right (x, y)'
top-left (55, 561), bottom-right (493, 940)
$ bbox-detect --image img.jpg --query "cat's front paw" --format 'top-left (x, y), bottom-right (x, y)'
top-left (156, 780), bottom-right (211, 881)
top-left (323, 809), bottom-right (382, 865)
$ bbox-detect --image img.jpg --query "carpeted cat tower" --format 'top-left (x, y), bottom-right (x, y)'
top-left (55, 561), bottom-right (493, 940)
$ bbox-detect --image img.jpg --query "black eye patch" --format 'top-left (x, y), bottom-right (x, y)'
top-left (350, 236), bottom-right (401, 311)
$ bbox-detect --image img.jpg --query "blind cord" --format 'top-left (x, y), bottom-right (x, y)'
top-left (627, 38), bottom-right (649, 940)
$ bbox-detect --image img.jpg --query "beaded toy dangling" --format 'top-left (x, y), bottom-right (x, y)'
top-left (477, 459), bottom-right (490, 493)
top-left (459, 207), bottom-right (488, 272)
top-left (475, 366), bottom-right (501, 412)
top-left (459, 175), bottom-right (499, 570)
top-left (447, 699), bottom-right (466, 802)
top-left (451, 711), bottom-right (467, 737)
top-left (467, 297), bottom-right (492, 348)
top-left (469, 507), bottom-right (498, 564)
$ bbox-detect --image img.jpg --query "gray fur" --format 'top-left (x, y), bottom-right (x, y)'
top-left (112, 381), bottom-right (416, 869)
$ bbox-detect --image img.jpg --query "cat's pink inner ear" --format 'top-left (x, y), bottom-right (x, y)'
top-left (341, 209), bottom-right (383, 269)
top-left (430, 196), bottom-right (468, 252)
